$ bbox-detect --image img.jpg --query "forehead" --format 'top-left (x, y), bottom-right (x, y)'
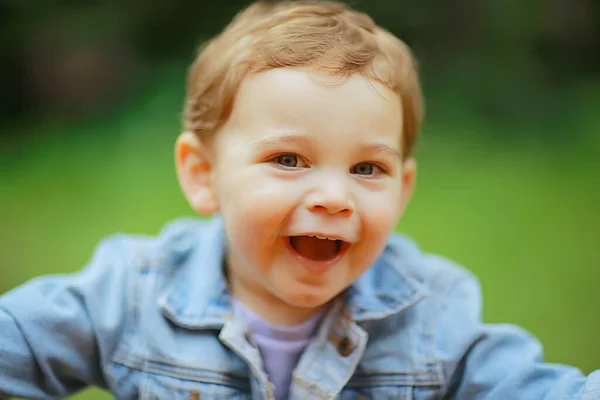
top-left (224, 68), bottom-right (403, 148)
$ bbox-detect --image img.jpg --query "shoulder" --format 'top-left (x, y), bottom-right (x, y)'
top-left (384, 232), bottom-right (480, 297)
top-left (70, 216), bottom-right (215, 307)
top-left (100, 216), bottom-right (213, 272)
top-left (382, 233), bottom-right (487, 366)
top-left (376, 232), bottom-right (484, 340)
top-left (348, 232), bottom-right (481, 324)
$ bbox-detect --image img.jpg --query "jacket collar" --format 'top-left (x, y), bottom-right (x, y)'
top-left (159, 216), bottom-right (428, 329)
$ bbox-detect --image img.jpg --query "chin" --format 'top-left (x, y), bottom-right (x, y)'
top-left (278, 284), bottom-right (339, 309)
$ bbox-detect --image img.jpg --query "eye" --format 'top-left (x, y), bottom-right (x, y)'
top-left (274, 154), bottom-right (306, 168)
top-left (352, 162), bottom-right (376, 176)
top-left (270, 153), bottom-right (308, 169)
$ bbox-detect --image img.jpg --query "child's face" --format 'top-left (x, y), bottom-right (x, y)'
top-left (178, 68), bottom-right (415, 322)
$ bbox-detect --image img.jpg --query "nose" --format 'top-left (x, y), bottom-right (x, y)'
top-left (305, 174), bottom-right (355, 216)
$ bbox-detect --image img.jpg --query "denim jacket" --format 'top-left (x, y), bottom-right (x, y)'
top-left (1, 216), bottom-right (599, 399)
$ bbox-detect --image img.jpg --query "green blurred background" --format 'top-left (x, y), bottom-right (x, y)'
top-left (1, 0), bottom-right (599, 399)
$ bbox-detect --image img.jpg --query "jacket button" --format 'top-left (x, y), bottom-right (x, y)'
top-left (337, 336), bottom-right (354, 357)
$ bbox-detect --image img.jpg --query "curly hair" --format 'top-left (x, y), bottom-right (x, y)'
top-left (183, 0), bottom-right (423, 158)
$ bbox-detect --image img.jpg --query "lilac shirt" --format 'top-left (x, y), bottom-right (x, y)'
top-left (234, 300), bottom-right (324, 400)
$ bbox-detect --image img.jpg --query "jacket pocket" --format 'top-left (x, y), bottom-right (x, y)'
top-left (338, 372), bottom-right (443, 400)
top-left (140, 371), bottom-right (252, 400)
top-left (340, 386), bottom-right (411, 399)
top-left (339, 385), bottom-right (441, 400)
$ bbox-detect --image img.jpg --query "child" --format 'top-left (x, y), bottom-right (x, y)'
top-left (1, 1), bottom-right (598, 399)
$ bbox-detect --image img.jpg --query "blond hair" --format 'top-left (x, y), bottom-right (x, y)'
top-left (183, 0), bottom-right (423, 158)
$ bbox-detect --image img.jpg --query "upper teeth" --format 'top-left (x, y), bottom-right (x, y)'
top-left (311, 235), bottom-right (337, 241)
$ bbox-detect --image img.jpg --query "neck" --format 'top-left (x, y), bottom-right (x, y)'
top-left (228, 274), bottom-right (327, 327)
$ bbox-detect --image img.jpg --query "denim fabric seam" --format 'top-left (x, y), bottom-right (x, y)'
top-left (346, 372), bottom-right (444, 387)
top-left (111, 357), bottom-right (251, 392)
top-left (106, 237), bottom-right (151, 389)
top-left (111, 355), bottom-right (249, 382)
top-left (293, 376), bottom-right (332, 400)
top-left (431, 274), bottom-right (476, 397)
top-left (421, 271), bottom-right (446, 389)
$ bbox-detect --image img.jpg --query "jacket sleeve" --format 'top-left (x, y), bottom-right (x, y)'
top-left (437, 273), bottom-right (600, 400)
top-left (0, 235), bottom-right (136, 399)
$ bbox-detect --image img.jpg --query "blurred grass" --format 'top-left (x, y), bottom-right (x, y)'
top-left (1, 65), bottom-right (599, 399)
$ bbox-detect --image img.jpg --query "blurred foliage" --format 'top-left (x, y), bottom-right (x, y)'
top-left (1, 0), bottom-right (599, 399)
top-left (1, 0), bottom-right (598, 128)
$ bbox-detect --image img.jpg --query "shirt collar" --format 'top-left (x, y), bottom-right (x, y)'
top-left (159, 216), bottom-right (428, 329)
top-left (158, 216), bottom-right (232, 329)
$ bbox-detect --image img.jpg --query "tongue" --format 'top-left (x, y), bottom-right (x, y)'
top-left (290, 236), bottom-right (339, 261)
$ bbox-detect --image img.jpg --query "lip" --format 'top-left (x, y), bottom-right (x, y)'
top-left (285, 231), bottom-right (354, 243)
top-left (284, 236), bottom-right (350, 275)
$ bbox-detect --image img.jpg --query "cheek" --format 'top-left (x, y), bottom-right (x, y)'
top-left (351, 189), bottom-right (402, 266)
top-left (217, 174), bottom-right (304, 261)
top-left (359, 185), bottom-right (403, 230)
top-left (223, 215), bottom-right (275, 274)
top-left (221, 173), bottom-right (306, 225)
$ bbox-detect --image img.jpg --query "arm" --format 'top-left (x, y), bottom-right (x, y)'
top-left (0, 235), bottom-right (135, 399)
top-left (437, 274), bottom-right (600, 400)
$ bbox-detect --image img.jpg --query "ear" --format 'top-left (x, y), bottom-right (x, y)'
top-left (175, 131), bottom-right (219, 215)
top-left (399, 157), bottom-right (417, 210)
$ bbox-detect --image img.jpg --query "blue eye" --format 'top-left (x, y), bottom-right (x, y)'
top-left (276, 154), bottom-right (299, 168)
top-left (352, 162), bottom-right (375, 175)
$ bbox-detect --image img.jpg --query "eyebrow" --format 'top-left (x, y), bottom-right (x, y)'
top-left (368, 143), bottom-right (403, 160)
top-left (252, 133), bottom-right (316, 150)
top-left (253, 133), bottom-right (402, 160)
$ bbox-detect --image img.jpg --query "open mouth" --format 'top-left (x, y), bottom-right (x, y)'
top-left (286, 235), bottom-right (348, 262)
